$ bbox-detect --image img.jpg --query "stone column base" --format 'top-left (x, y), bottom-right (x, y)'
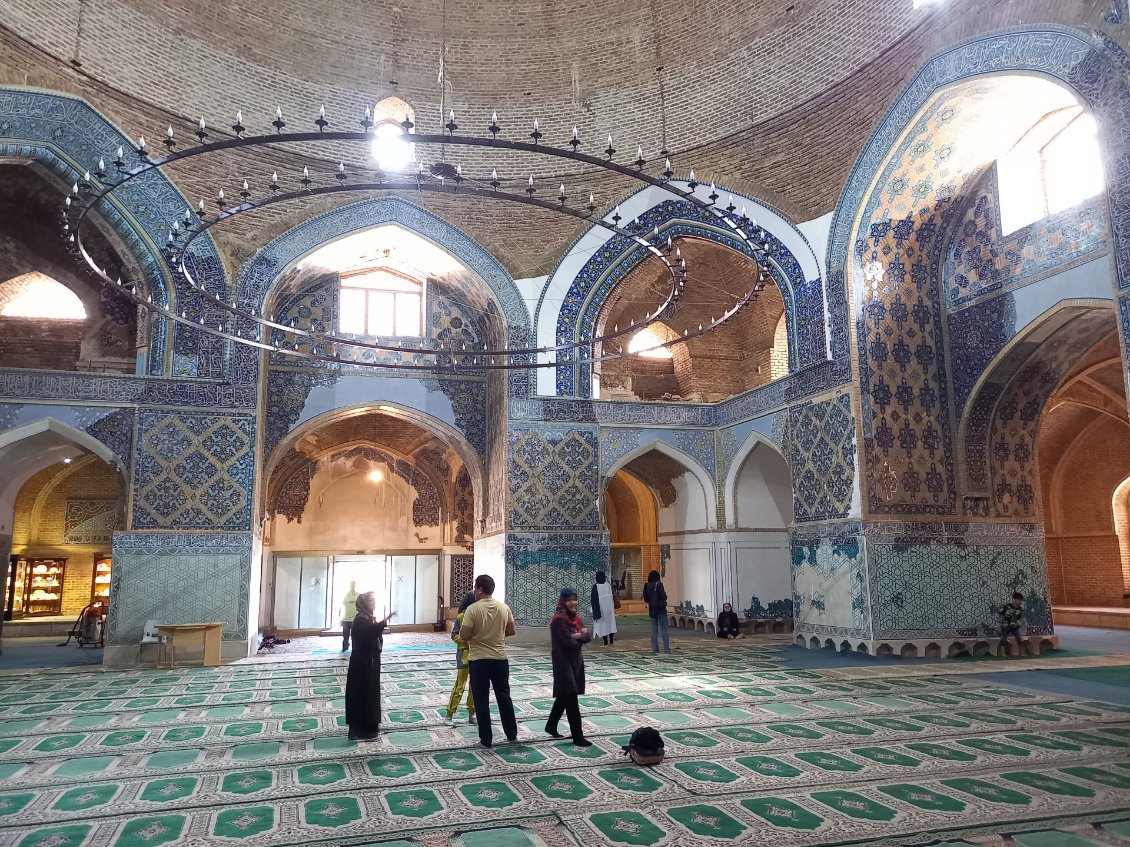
top-left (793, 630), bottom-right (1059, 658)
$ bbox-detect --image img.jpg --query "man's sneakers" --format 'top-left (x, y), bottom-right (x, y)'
top-left (442, 715), bottom-right (455, 727)
top-left (468, 714), bottom-right (477, 724)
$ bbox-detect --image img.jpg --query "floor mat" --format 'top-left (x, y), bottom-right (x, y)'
top-left (0, 642), bottom-right (1129, 846)
top-left (1046, 666), bottom-right (1130, 688)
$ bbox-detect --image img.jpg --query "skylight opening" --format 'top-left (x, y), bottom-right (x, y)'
top-left (0, 273), bottom-right (85, 320)
top-left (628, 327), bottom-right (672, 359)
top-left (998, 107), bottom-right (1104, 235)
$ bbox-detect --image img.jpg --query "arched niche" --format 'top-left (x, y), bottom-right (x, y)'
top-left (537, 183), bottom-right (824, 398)
top-left (0, 88), bottom-right (230, 378)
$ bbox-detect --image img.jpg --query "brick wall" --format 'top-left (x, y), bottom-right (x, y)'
top-left (0, 316), bottom-right (84, 370)
top-left (597, 237), bottom-right (786, 401)
top-left (1040, 412), bottom-right (1130, 606)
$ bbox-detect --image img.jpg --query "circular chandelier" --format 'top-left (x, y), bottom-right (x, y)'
top-left (62, 105), bottom-right (775, 371)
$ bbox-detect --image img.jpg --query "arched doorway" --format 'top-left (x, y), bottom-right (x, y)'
top-left (261, 407), bottom-right (480, 637)
top-left (0, 420), bottom-right (125, 652)
top-left (962, 304), bottom-right (1125, 630)
top-left (604, 469), bottom-right (659, 607)
top-left (1036, 325), bottom-right (1130, 615)
top-left (594, 237), bottom-right (788, 402)
top-left (0, 163), bottom-right (139, 375)
top-left (603, 444), bottom-right (716, 625)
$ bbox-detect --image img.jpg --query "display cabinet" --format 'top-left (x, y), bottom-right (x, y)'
top-left (91, 555), bottom-right (111, 604)
top-left (21, 558), bottom-right (66, 616)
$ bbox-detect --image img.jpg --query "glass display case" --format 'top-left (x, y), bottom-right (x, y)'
top-left (91, 555), bottom-right (111, 604)
top-left (20, 558), bottom-right (66, 616)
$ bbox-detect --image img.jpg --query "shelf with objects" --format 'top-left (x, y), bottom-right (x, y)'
top-left (19, 557), bottom-right (66, 617)
top-left (90, 554), bottom-right (111, 604)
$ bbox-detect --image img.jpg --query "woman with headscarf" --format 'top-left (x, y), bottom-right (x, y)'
top-left (344, 591), bottom-right (394, 741)
top-left (716, 602), bottom-right (741, 639)
top-left (544, 587), bottom-right (593, 747)
top-left (443, 591), bottom-right (478, 726)
top-left (591, 571), bottom-right (618, 646)
top-left (643, 569), bottom-right (670, 655)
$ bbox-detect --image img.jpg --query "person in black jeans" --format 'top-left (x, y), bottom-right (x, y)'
top-left (544, 587), bottom-right (593, 746)
top-left (642, 570), bottom-right (670, 654)
top-left (458, 574), bottom-right (519, 748)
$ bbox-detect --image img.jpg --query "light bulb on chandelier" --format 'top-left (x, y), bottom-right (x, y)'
top-left (62, 102), bottom-right (774, 371)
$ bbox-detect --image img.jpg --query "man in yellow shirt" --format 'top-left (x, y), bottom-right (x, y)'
top-left (457, 574), bottom-right (517, 747)
top-left (340, 581), bottom-right (360, 652)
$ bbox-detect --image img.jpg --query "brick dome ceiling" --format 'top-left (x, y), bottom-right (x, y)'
top-left (0, 0), bottom-right (1110, 276)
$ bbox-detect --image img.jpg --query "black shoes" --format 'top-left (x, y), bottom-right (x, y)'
top-left (572, 737), bottom-right (593, 747)
top-left (544, 725), bottom-right (565, 738)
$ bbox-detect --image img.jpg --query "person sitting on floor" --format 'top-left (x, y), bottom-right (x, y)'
top-left (716, 602), bottom-right (741, 639)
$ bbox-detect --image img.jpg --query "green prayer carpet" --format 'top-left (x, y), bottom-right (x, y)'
top-left (0, 641), bottom-right (1129, 846)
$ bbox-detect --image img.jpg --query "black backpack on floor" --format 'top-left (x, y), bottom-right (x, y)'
top-left (622, 726), bottom-right (665, 766)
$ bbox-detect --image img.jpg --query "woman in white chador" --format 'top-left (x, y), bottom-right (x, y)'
top-left (590, 571), bottom-right (618, 646)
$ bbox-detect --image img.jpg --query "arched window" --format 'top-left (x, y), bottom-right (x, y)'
top-left (339, 269), bottom-right (424, 336)
top-left (0, 273), bottom-right (85, 320)
top-left (998, 106), bottom-right (1104, 235)
top-left (371, 96), bottom-right (415, 171)
top-left (628, 326), bottom-right (673, 358)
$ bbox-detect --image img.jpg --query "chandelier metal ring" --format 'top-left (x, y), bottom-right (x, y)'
top-left (63, 111), bottom-right (774, 370)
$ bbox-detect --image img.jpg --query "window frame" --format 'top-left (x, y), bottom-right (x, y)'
top-left (337, 268), bottom-right (426, 338)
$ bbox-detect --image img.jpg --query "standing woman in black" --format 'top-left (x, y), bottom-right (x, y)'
top-left (544, 587), bottom-right (593, 747)
top-left (344, 591), bottom-right (394, 741)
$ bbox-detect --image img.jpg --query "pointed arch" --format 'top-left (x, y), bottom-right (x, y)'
top-left (539, 183), bottom-right (823, 397)
top-left (723, 431), bottom-right (791, 527)
top-left (261, 401), bottom-right (485, 530)
top-left (0, 87), bottom-right (231, 377)
top-left (235, 196), bottom-right (528, 341)
top-left (602, 440), bottom-right (718, 530)
top-left (0, 418), bottom-right (119, 465)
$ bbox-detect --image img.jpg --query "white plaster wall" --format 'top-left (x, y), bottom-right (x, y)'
top-left (733, 444), bottom-right (792, 528)
top-left (271, 470), bottom-right (436, 552)
top-left (657, 474), bottom-right (710, 535)
top-left (1008, 255), bottom-right (1115, 330)
top-left (663, 540), bottom-right (715, 616)
top-left (728, 533), bottom-right (791, 613)
top-left (798, 212), bottom-right (833, 283)
top-left (474, 532), bottom-right (507, 599)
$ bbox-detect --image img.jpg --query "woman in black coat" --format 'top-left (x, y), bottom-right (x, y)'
top-left (544, 587), bottom-right (592, 747)
top-left (716, 602), bottom-right (741, 639)
top-left (344, 591), bottom-right (394, 741)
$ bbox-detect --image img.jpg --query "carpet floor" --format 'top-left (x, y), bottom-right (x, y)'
top-left (2, 637), bottom-right (1130, 846)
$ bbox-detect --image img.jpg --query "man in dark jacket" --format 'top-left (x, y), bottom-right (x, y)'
top-left (642, 570), bottom-right (670, 654)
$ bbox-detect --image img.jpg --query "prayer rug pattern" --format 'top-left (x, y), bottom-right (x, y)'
top-left (1, 644), bottom-right (1129, 846)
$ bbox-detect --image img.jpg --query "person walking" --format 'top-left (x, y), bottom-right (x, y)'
top-left (642, 570), bottom-right (670, 654)
top-left (443, 591), bottom-right (477, 726)
top-left (344, 592), bottom-right (394, 741)
top-left (458, 574), bottom-right (518, 748)
top-left (545, 587), bottom-right (593, 746)
top-left (591, 571), bottom-right (617, 646)
top-left (340, 580), bottom-right (360, 652)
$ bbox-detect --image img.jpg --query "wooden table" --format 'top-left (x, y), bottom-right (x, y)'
top-left (154, 622), bottom-right (226, 668)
